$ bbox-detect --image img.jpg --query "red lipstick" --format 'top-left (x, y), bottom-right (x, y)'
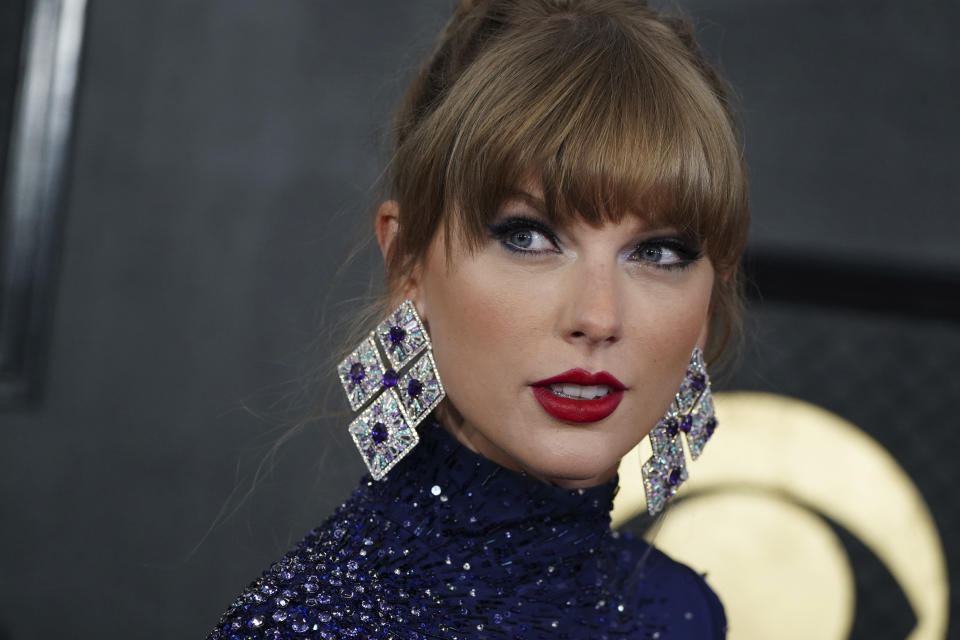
top-left (530, 369), bottom-right (626, 424)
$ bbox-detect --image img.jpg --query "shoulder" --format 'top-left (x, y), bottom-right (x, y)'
top-left (206, 529), bottom-right (337, 639)
top-left (206, 499), bottom-right (383, 639)
top-left (609, 531), bottom-right (728, 639)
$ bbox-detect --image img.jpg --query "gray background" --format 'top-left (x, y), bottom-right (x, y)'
top-left (1, 1), bottom-right (957, 638)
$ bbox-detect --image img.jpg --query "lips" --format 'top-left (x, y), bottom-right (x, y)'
top-left (530, 369), bottom-right (626, 423)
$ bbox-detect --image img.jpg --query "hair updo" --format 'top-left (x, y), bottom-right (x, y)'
top-left (380, 0), bottom-right (749, 362)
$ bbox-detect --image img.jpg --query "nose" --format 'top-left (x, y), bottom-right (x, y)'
top-left (559, 260), bottom-right (623, 347)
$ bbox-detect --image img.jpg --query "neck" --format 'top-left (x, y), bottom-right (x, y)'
top-left (432, 403), bottom-right (621, 489)
top-left (361, 417), bottom-right (617, 540)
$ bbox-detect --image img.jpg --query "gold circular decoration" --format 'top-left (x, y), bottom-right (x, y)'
top-left (649, 491), bottom-right (855, 639)
top-left (612, 391), bottom-right (949, 640)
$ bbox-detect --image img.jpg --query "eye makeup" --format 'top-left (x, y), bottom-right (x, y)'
top-left (487, 214), bottom-right (705, 271)
top-left (629, 236), bottom-right (703, 271)
top-left (487, 216), bottom-right (561, 255)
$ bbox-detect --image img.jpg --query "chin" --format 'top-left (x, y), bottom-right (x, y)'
top-left (517, 437), bottom-right (622, 489)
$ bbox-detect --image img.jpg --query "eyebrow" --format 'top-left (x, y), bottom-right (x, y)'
top-left (501, 189), bottom-right (547, 214)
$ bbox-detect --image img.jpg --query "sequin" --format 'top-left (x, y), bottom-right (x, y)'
top-left (207, 417), bottom-right (726, 639)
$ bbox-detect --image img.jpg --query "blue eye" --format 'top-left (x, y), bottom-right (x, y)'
top-left (637, 245), bottom-right (676, 264)
top-left (488, 217), bottom-right (560, 255)
top-left (632, 238), bottom-right (701, 270)
top-left (505, 228), bottom-right (555, 252)
top-left (508, 229), bottom-right (534, 248)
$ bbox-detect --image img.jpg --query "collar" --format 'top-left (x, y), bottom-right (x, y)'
top-left (355, 416), bottom-right (618, 575)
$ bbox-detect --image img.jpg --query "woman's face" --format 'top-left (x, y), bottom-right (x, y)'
top-left (385, 185), bottom-right (715, 488)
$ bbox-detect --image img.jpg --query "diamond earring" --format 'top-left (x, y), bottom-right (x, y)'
top-left (640, 346), bottom-right (717, 515)
top-left (337, 300), bottom-right (446, 480)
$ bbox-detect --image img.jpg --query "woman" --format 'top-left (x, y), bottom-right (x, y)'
top-left (209, 0), bottom-right (748, 638)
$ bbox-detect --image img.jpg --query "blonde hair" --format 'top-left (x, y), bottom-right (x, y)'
top-left (384, 0), bottom-right (749, 361)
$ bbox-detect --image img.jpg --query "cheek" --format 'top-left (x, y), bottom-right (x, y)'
top-left (631, 285), bottom-right (709, 353)
top-left (624, 271), bottom-right (714, 411)
top-left (421, 260), bottom-right (540, 404)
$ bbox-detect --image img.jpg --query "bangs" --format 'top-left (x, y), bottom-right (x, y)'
top-left (396, 12), bottom-right (747, 271)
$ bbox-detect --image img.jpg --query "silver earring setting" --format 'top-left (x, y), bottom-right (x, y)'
top-left (337, 300), bottom-right (446, 480)
top-left (641, 346), bottom-right (717, 515)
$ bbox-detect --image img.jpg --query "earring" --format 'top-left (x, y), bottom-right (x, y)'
top-left (641, 346), bottom-right (717, 515)
top-left (337, 300), bottom-right (446, 480)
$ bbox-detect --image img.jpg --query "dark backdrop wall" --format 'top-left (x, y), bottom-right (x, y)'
top-left (1, 1), bottom-right (956, 639)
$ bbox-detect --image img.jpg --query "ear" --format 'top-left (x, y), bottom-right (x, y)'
top-left (375, 200), bottom-right (400, 262)
top-left (375, 200), bottom-right (424, 309)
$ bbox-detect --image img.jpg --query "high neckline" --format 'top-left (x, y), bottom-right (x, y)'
top-left (210, 413), bottom-right (728, 639)
top-left (356, 415), bottom-right (619, 572)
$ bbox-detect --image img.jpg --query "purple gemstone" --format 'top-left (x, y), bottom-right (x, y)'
top-left (290, 617), bottom-right (310, 633)
top-left (370, 422), bottom-right (388, 444)
top-left (407, 378), bottom-right (423, 398)
top-left (665, 418), bottom-right (679, 437)
top-left (705, 417), bottom-right (717, 436)
top-left (382, 369), bottom-right (398, 388)
top-left (668, 467), bottom-right (683, 487)
top-left (691, 374), bottom-right (706, 392)
top-left (349, 362), bottom-right (365, 384)
top-left (680, 415), bottom-right (693, 433)
top-left (389, 325), bottom-right (406, 345)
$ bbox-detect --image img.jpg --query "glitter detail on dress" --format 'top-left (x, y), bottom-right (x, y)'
top-left (208, 417), bottom-right (726, 639)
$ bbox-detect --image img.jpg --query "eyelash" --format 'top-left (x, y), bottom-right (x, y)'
top-left (633, 238), bottom-right (703, 271)
top-left (487, 216), bottom-right (702, 271)
top-left (487, 217), bottom-right (560, 255)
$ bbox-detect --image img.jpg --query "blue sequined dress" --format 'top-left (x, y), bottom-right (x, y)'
top-left (208, 417), bottom-right (726, 639)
